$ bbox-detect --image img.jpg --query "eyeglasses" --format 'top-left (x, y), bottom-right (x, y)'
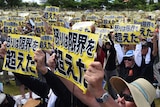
top-left (119, 93), bottom-right (134, 102)
top-left (123, 58), bottom-right (133, 61)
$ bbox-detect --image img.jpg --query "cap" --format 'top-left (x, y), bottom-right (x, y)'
top-left (123, 50), bottom-right (134, 58)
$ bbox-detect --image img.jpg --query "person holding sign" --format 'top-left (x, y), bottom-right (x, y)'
top-left (102, 33), bottom-right (118, 99)
top-left (34, 49), bottom-right (100, 107)
top-left (134, 33), bottom-right (158, 84)
top-left (84, 61), bottom-right (156, 107)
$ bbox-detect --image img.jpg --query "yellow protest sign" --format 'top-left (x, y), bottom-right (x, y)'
top-left (72, 17), bottom-right (81, 23)
top-left (44, 6), bottom-right (59, 19)
top-left (45, 6), bottom-right (59, 12)
top-left (3, 34), bottom-right (41, 77)
top-left (2, 20), bottom-right (20, 34)
top-left (72, 21), bottom-right (95, 33)
top-left (86, 14), bottom-right (99, 21)
top-left (114, 23), bottom-right (141, 44)
top-left (102, 15), bottom-right (117, 28)
top-left (133, 19), bottom-right (156, 38)
top-left (34, 21), bottom-right (45, 35)
top-left (95, 27), bottom-right (114, 42)
top-left (52, 26), bottom-right (99, 93)
top-left (40, 35), bottom-right (54, 50)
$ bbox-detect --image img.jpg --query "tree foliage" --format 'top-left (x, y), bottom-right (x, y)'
top-left (0, 0), bottom-right (160, 11)
top-left (5, 0), bottom-right (22, 7)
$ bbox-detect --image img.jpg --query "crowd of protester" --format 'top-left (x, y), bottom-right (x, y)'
top-left (0, 9), bottom-right (160, 107)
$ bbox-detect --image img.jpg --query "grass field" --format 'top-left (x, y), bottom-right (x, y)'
top-left (3, 80), bottom-right (21, 96)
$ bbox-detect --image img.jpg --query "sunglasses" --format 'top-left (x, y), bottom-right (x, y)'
top-left (119, 93), bottom-right (134, 102)
top-left (123, 58), bottom-right (133, 61)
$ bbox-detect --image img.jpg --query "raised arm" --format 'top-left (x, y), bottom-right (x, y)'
top-left (84, 61), bottom-right (120, 107)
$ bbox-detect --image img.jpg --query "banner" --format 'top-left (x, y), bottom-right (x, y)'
top-left (114, 23), bottom-right (141, 44)
top-left (44, 6), bottom-right (59, 19)
top-left (40, 34), bottom-right (54, 50)
top-left (52, 26), bottom-right (99, 92)
top-left (3, 34), bottom-right (41, 77)
top-left (3, 21), bottom-right (20, 34)
top-left (133, 19), bottom-right (156, 38)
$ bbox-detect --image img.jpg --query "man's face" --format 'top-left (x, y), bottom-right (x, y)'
top-left (124, 57), bottom-right (135, 68)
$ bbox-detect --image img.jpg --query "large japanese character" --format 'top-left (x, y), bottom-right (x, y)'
top-left (26, 38), bottom-right (32, 51)
top-left (146, 29), bottom-right (151, 37)
top-left (63, 34), bottom-right (68, 48)
top-left (68, 32), bottom-right (78, 52)
top-left (76, 34), bottom-right (87, 55)
top-left (32, 40), bottom-right (39, 51)
top-left (86, 39), bottom-right (95, 57)
top-left (76, 59), bottom-right (85, 83)
top-left (53, 28), bottom-right (60, 46)
top-left (19, 37), bottom-right (26, 50)
top-left (123, 33), bottom-right (130, 43)
top-left (26, 54), bottom-right (36, 74)
top-left (65, 54), bottom-right (78, 81)
top-left (5, 50), bottom-right (16, 70)
top-left (140, 28), bottom-right (145, 37)
top-left (17, 52), bottom-right (25, 71)
top-left (130, 33), bottom-right (138, 43)
top-left (115, 33), bottom-right (122, 43)
top-left (56, 50), bottom-right (66, 76)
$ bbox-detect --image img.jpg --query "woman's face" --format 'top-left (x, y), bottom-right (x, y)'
top-left (117, 88), bottom-right (137, 107)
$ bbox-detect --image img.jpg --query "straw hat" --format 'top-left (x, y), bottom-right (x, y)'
top-left (0, 93), bottom-right (6, 104)
top-left (22, 98), bottom-right (41, 107)
top-left (110, 76), bottom-right (156, 107)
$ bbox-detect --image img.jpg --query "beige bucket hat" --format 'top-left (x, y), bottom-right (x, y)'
top-left (110, 76), bottom-right (156, 107)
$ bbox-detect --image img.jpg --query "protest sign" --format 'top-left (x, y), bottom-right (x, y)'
top-left (3, 34), bottom-right (41, 77)
top-left (72, 21), bottom-right (95, 32)
top-left (52, 26), bottom-right (99, 92)
top-left (40, 34), bottom-right (54, 50)
top-left (133, 19), bottom-right (156, 38)
top-left (44, 6), bottom-right (59, 20)
top-left (114, 23), bottom-right (141, 44)
top-left (2, 20), bottom-right (20, 34)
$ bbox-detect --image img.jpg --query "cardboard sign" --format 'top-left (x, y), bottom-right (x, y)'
top-left (3, 34), bottom-right (41, 77)
top-left (52, 26), bottom-right (99, 93)
top-left (133, 19), bottom-right (156, 38)
top-left (114, 23), bottom-right (141, 44)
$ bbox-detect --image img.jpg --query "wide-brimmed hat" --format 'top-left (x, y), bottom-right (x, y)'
top-left (22, 98), bottom-right (40, 107)
top-left (0, 93), bottom-right (6, 104)
top-left (110, 76), bottom-right (156, 107)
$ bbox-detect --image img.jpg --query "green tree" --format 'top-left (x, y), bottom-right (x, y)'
top-left (0, 0), bottom-right (6, 8)
top-left (5, 0), bottom-right (22, 8)
top-left (47, 0), bottom-right (61, 6)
